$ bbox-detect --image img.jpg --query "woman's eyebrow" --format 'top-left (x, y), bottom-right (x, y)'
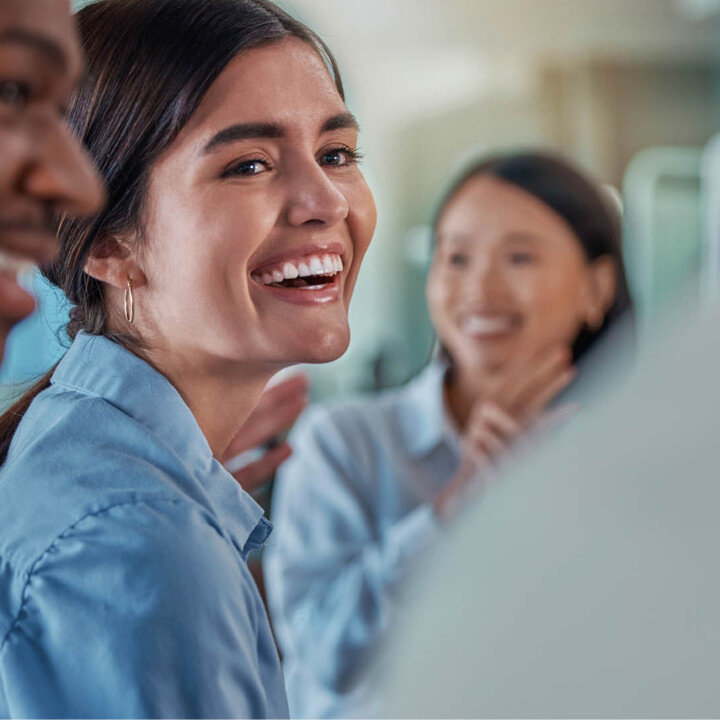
top-left (202, 123), bottom-right (285, 155)
top-left (201, 112), bottom-right (360, 155)
top-left (503, 231), bottom-right (542, 244)
top-left (321, 112), bottom-right (360, 133)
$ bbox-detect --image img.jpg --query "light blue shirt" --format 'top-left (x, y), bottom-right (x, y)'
top-left (0, 332), bottom-right (289, 719)
top-left (264, 361), bottom-right (461, 718)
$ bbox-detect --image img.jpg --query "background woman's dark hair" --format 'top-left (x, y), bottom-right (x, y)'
top-left (432, 150), bottom-right (634, 367)
top-left (0, 0), bottom-right (344, 463)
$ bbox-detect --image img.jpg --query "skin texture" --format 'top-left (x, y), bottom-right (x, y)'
top-left (85, 38), bottom-right (376, 458)
top-left (427, 175), bottom-right (616, 519)
top-left (0, 0), bottom-right (104, 359)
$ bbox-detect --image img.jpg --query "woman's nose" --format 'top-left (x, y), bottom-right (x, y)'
top-left (464, 256), bottom-right (508, 302)
top-left (284, 160), bottom-right (349, 228)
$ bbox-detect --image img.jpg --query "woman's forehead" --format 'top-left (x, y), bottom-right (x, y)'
top-left (182, 38), bottom-right (346, 142)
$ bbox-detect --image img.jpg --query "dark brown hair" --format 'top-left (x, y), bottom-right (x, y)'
top-left (432, 150), bottom-right (635, 365)
top-left (0, 0), bottom-right (344, 463)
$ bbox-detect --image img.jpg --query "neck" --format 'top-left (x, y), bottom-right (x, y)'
top-left (145, 345), bottom-right (274, 458)
top-left (444, 362), bottom-right (502, 431)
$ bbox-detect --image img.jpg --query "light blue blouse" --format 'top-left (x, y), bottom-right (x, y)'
top-left (264, 362), bottom-right (461, 718)
top-left (0, 332), bottom-right (288, 718)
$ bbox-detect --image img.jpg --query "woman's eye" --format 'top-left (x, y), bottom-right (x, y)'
top-left (509, 252), bottom-right (535, 265)
top-left (0, 80), bottom-right (31, 110)
top-left (319, 146), bottom-right (362, 167)
top-left (224, 158), bottom-right (269, 177)
top-left (448, 253), bottom-right (469, 267)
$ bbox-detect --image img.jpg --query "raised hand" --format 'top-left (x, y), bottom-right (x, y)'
top-left (223, 374), bottom-right (309, 493)
top-left (435, 346), bottom-right (576, 522)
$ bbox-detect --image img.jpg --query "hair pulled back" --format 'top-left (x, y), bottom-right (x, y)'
top-left (433, 150), bottom-right (634, 365)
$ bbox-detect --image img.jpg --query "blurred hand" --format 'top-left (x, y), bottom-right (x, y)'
top-left (222, 374), bottom-right (309, 494)
top-left (434, 346), bottom-right (577, 522)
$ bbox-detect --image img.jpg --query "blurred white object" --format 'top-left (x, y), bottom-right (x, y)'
top-left (386, 303), bottom-right (720, 717)
top-left (622, 146), bottom-right (704, 331)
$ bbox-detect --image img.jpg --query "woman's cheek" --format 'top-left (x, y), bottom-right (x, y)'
top-left (350, 183), bottom-right (377, 252)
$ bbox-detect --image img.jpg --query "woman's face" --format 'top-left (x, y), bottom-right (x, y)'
top-left (136, 38), bottom-right (376, 370)
top-left (427, 175), bottom-right (614, 374)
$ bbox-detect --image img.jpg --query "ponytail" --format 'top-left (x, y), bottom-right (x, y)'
top-left (0, 365), bottom-right (57, 465)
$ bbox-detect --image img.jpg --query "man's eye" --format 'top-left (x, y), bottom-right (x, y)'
top-left (0, 80), bottom-right (31, 110)
top-left (224, 159), bottom-right (269, 177)
top-left (449, 253), bottom-right (468, 267)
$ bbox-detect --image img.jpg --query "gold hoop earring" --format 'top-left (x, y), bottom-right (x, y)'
top-left (124, 278), bottom-right (135, 324)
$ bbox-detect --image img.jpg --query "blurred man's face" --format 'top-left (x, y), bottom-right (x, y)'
top-left (0, 0), bottom-right (104, 359)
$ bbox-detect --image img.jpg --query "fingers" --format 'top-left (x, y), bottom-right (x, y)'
top-left (468, 401), bottom-right (522, 440)
top-left (521, 365), bottom-right (576, 421)
top-left (223, 374), bottom-right (309, 460)
top-left (260, 374), bottom-right (310, 410)
top-left (465, 424), bottom-right (508, 461)
top-left (464, 401), bottom-right (521, 461)
top-left (502, 346), bottom-right (573, 419)
top-left (230, 442), bottom-right (293, 494)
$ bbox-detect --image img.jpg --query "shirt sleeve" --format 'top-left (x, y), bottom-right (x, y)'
top-left (0, 497), bottom-right (284, 719)
top-left (264, 405), bottom-right (442, 695)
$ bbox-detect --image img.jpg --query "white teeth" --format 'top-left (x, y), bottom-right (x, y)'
top-left (0, 249), bottom-right (35, 275)
top-left (462, 316), bottom-right (514, 335)
top-left (309, 256), bottom-right (324, 275)
top-left (253, 253), bottom-right (344, 286)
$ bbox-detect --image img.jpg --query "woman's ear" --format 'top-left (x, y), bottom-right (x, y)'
top-left (84, 235), bottom-right (146, 289)
top-left (584, 256), bottom-right (617, 330)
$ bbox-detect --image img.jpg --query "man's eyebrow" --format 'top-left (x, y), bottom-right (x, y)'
top-left (0, 29), bottom-right (67, 71)
top-left (202, 123), bottom-right (285, 155)
top-left (321, 112), bottom-right (360, 134)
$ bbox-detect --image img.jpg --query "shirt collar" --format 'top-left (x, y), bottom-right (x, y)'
top-left (398, 359), bottom-right (460, 458)
top-left (52, 331), bottom-right (271, 557)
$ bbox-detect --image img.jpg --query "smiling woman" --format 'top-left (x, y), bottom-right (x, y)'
top-left (0, 0), bottom-right (375, 717)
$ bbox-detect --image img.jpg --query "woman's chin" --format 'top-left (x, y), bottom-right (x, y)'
top-left (295, 327), bottom-right (351, 365)
top-left (252, 322), bottom-right (351, 366)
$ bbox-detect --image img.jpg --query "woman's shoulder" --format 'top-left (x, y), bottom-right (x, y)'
top-left (0, 494), bottom-right (252, 666)
top-left (296, 379), bottom-right (420, 436)
top-left (293, 364), bottom-right (444, 450)
top-left (0, 386), bottom-right (204, 586)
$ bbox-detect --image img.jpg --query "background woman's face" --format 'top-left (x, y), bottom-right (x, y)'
top-left (138, 38), bottom-right (376, 370)
top-left (427, 175), bottom-right (607, 374)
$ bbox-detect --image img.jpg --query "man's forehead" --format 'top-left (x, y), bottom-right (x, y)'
top-left (0, 0), bottom-right (80, 75)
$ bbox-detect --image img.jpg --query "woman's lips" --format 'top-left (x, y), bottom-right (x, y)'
top-left (250, 250), bottom-right (345, 306)
top-left (460, 314), bottom-right (518, 338)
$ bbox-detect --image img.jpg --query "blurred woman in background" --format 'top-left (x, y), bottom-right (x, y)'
top-left (264, 151), bottom-right (634, 718)
top-left (0, 0), bottom-right (375, 716)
